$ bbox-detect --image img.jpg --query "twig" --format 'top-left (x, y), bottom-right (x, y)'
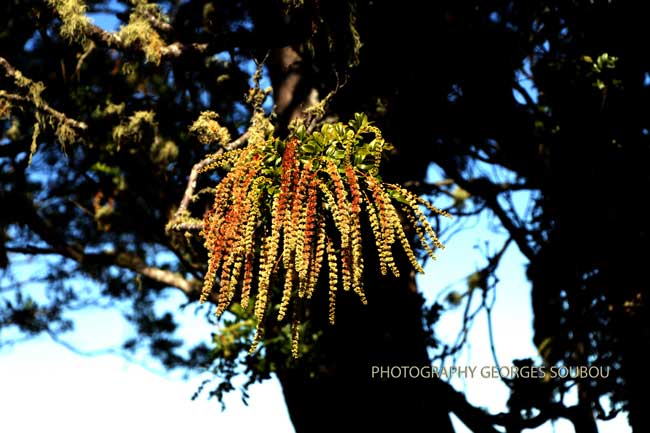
top-left (0, 56), bottom-right (88, 131)
top-left (141, 9), bottom-right (173, 33)
top-left (168, 131), bottom-right (250, 230)
top-left (435, 379), bottom-right (502, 433)
top-left (0, 91), bottom-right (88, 131)
top-left (7, 243), bottom-right (199, 297)
top-left (76, 19), bottom-right (214, 61)
top-left (0, 56), bottom-right (20, 78)
top-left (439, 377), bottom-right (581, 433)
top-left (46, 330), bottom-right (170, 378)
top-left (482, 238), bottom-right (513, 385)
top-left (441, 166), bottom-right (537, 260)
top-left (109, 251), bottom-right (198, 295)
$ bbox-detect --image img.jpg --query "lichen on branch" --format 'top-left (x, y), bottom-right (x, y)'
top-left (189, 112), bottom-right (232, 146)
top-left (118, 13), bottom-right (165, 64)
top-left (0, 57), bottom-right (86, 163)
top-left (47, 0), bottom-right (91, 42)
top-left (48, 0), bottom-right (172, 64)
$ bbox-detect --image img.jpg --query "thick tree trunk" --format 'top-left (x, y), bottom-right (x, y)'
top-left (264, 34), bottom-right (455, 433)
top-left (621, 330), bottom-right (650, 433)
top-left (275, 269), bottom-right (455, 432)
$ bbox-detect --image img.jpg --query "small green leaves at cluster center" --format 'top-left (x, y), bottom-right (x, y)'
top-left (199, 113), bottom-right (449, 357)
top-left (293, 113), bottom-right (389, 175)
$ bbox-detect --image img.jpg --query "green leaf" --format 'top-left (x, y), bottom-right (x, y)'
top-left (294, 125), bottom-right (307, 141)
top-left (332, 149), bottom-right (346, 159)
top-left (301, 143), bottom-right (317, 154)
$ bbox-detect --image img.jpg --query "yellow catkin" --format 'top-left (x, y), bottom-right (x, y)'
top-left (346, 165), bottom-right (366, 303)
top-left (405, 211), bottom-right (437, 260)
top-left (393, 208), bottom-right (424, 274)
top-left (287, 162), bottom-right (310, 280)
top-left (412, 203), bottom-right (445, 249)
top-left (387, 184), bottom-right (448, 250)
top-left (217, 232), bottom-right (240, 314)
top-left (240, 251), bottom-right (254, 309)
top-left (325, 160), bottom-right (351, 230)
top-left (277, 267), bottom-right (294, 321)
top-left (199, 210), bottom-right (226, 301)
top-left (241, 185), bottom-right (263, 255)
top-left (341, 248), bottom-right (352, 292)
top-left (385, 199), bottom-right (410, 276)
top-left (326, 235), bottom-right (338, 325)
top-left (364, 175), bottom-right (392, 242)
top-left (318, 181), bottom-right (351, 290)
top-left (198, 148), bottom-right (244, 174)
top-left (364, 176), bottom-right (399, 277)
top-left (221, 253), bottom-right (244, 314)
top-left (415, 192), bottom-right (452, 218)
top-left (306, 217), bottom-right (326, 299)
top-left (249, 325), bottom-right (265, 354)
top-left (366, 125), bottom-right (384, 173)
top-left (216, 260), bottom-right (234, 314)
top-left (302, 247), bottom-right (314, 298)
top-left (320, 165), bottom-right (353, 291)
top-left (255, 233), bottom-right (273, 324)
top-left (200, 253), bottom-right (219, 303)
top-left (298, 177), bottom-right (318, 297)
top-left (318, 181), bottom-right (346, 239)
top-left (291, 314), bottom-right (300, 358)
top-left (257, 195), bottom-right (281, 313)
top-left (238, 184), bottom-right (263, 310)
top-left (363, 193), bottom-right (387, 275)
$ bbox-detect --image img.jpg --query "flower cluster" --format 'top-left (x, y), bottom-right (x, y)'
top-left (199, 113), bottom-right (449, 356)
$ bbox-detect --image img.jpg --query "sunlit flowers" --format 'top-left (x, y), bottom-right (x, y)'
top-left (199, 113), bottom-right (449, 355)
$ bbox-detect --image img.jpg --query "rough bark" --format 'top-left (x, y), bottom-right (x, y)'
top-left (276, 270), bottom-right (455, 433)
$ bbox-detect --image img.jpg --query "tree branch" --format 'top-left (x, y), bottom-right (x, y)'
top-left (440, 167), bottom-right (536, 260)
top-left (140, 9), bottom-right (174, 34)
top-left (4, 178), bottom-right (197, 293)
top-left (0, 56), bottom-right (20, 78)
top-left (440, 378), bottom-right (584, 433)
top-left (86, 251), bottom-right (198, 296)
top-left (71, 19), bottom-right (241, 62)
top-left (46, 330), bottom-right (169, 377)
top-left (437, 380), bottom-right (502, 433)
top-left (405, 178), bottom-right (534, 197)
top-left (5, 246), bottom-right (63, 255)
top-left (492, 402), bottom-right (574, 431)
top-left (485, 192), bottom-right (535, 260)
top-left (6, 243), bottom-right (200, 297)
top-left (167, 131), bottom-right (250, 231)
top-left (0, 57), bottom-right (88, 131)
top-left (0, 91), bottom-right (88, 131)
top-left (272, 46), bottom-right (304, 119)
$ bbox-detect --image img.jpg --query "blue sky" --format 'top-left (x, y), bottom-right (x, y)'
top-left (0, 338), bottom-right (294, 433)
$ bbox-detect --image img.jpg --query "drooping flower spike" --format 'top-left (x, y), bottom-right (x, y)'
top-left (199, 113), bottom-right (450, 356)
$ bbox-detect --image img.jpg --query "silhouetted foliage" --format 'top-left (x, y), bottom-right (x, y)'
top-left (1, 1), bottom-right (648, 432)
